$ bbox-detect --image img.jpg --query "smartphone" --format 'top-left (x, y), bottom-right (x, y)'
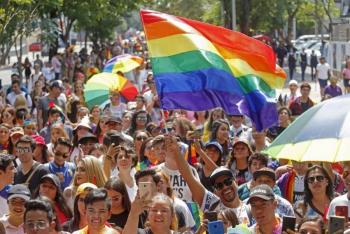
top-left (282, 215), bottom-right (296, 232)
top-left (204, 211), bottom-right (217, 222)
top-left (139, 182), bottom-right (152, 201)
top-left (208, 220), bottom-right (224, 234)
top-left (335, 206), bottom-right (348, 220)
top-left (193, 128), bottom-right (203, 138)
top-left (328, 216), bottom-right (345, 234)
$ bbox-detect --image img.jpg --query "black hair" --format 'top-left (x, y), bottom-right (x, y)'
top-left (15, 108), bottom-right (28, 121)
top-left (248, 153), bottom-right (268, 168)
top-left (104, 178), bottom-right (131, 213)
top-left (16, 135), bottom-right (36, 151)
top-left (33, 175), bottom-right (73, 219)
top-left (278, 106), bottom-right (291, 117)
top-left (84, 188), bottom-right (112, 211)
top-left (128, 110), bottom-right (151, 137)
top-left (304, 165), bottom-right (333, 207)
top-left (134, 168), bottom-right (160, 185)
top-left (0, 154), bottom-right (14, 172)
top-left (11, 79), bottom-right (20, 86)
top-left (298, 217), bottom-right (325, 234)
top-left (138, 137), bottom-right (153, 162)
top-left (24, 199), bottom-right (55, 222)
top-left (48, 107), bottom-right (62, 117)
top-left (210, 119), bottom-right (230, 141)
top-left (54, 137), bottom-right (73, 150)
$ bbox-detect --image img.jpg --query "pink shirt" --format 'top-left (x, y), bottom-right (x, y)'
top-left (342, 68), bottom-right (350, 79)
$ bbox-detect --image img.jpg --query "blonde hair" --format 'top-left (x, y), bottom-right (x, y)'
top-left (156, 169), bottom-right (174, 198)
top-left (72, 156), bottom-right (107, 193)
top-left (50, 123), bottom-right (69, 143)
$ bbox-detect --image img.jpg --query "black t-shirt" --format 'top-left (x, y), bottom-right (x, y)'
top-left (14, 161), bottom-right (50, 194)
top-left (197, 165), bottom-right (214, 192)
top-left (108, 210), bottom-right (129, 229)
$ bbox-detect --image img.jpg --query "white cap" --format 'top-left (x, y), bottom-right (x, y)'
top-left (288, 80), bottom-right (298, 86)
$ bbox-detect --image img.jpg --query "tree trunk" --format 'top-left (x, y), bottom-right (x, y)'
top-left (238, 0), bottom-right (251, 35)
top-left (287, 16), bottom-right (294, 45)
top-left (0, 43), bottom-right (12, 65)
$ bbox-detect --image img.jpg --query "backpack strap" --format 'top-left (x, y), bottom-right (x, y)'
top-left (24, 162), bottom-right (40, 185)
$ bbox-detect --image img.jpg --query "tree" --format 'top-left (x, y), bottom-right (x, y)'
top-left (0, 0), bottom-right (38, 65)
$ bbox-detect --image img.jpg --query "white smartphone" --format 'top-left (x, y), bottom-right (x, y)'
top-left (139, 182), bottom-right (152, 201)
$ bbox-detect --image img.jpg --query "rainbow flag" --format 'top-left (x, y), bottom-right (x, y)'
top-left (140, 10), bottom-right (286, 131)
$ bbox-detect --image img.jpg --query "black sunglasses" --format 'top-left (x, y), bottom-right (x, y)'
top-left (136, 136), bottom-right (148, 141)
top-left (307, 175), bottom-right (325, 184)
top-left (214, 177), bottom-right (233, 190)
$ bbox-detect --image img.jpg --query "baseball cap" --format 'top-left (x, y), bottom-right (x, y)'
top-left (78, 132), bottom-right (98, 144)
top-left (106, 116), bottom-right (122, 124)
top-left (31, 135), bottom-right (46, 146)
top-left (50, 80), bottom-right (64, 90)
top-left (288, 80), bottom-right (298, 86)
top-left (205, 141), bottom-right (223, 154)
top-left (76, 183), bottom-right (97, 197)
top-left (10, 127), bottom-right (24, 137)
top-left (253, 167), bottom-right (276, 181)
top-left (210, 166), bottom-right (234, 184)
top-left (40, 174), bottom-right (61, 190)
top-left (8, 184), bottom-right (31, 201)
top-left (247, 184), bottom-right (275, 204)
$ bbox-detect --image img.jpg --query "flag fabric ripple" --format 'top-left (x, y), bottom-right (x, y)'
top-left (140, 10), bottom-right (286, 131)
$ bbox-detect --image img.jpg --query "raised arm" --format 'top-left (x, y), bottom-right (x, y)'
top-left (164, 135), bottom-right (206, 205)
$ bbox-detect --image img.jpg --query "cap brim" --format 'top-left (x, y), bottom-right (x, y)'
top-left (8, 194), bottom-right (30, 201)
top-left (247, 195), bottom-right (273, 204)
top-left (253, 171), bottom-right (276, 181)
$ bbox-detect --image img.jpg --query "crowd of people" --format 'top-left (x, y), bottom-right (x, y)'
top-left (0, 34), bottom-right (349, 234)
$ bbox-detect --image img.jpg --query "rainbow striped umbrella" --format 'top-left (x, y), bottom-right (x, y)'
top-left (103, 54), bottom-right (143, 73)
top-left (84, 72), bottom-right (138, 110)
top-left (265, 94), bottom-right (350, 162)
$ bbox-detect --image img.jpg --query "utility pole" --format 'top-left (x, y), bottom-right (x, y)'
top-left (232, 0), bottom-right (236, 30)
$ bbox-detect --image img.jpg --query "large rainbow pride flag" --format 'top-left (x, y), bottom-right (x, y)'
top-left (140, 10), bottom-right (286, 131)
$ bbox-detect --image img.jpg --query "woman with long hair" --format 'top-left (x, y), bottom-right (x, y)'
top-left (0, 123), bottom-right (11, 153)
top-left (138, 137), bottom-right (159, 169)
top-left (295, 165), bottom-right (334, 222)
top-left (210, 119), bottom-right (230, 161)
top-left (104, 178), bottom-right (131, 229)
top-left (192, 111), bottom-right (209, 128)
top-left (127, 110), bottom-right (151, 137)
top-left (226, 139), bottom-right (253, 186)
top-left (0, 106), bottom-right (15, 127)
top-left (94, 114), bottom-right (109, 144)
top-left (124, 193), bottom-right (179, 234)
top-left (47, 122), bottom-right (69, 157)
top-left (33, 174), bottom-right (73, 225)
top-left (202, 108), bottom-right (225, 142)
top-left (63, 156), bottom-right (107, 210)
top-left (173, 117), bottom-right (195, 142)
top-left (62, 183), bottom-right (97, 233)
top-left (134, 130), bottom-right (150, 161)
top-left (89, 105), bottom-right (101, 126)
top-left (32, 134), bottom-right (52, 163)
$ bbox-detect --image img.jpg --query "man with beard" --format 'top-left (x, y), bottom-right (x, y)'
top-left (164, 135), bottom-right (250, 224)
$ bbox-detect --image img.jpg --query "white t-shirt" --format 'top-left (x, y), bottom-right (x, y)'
top-left (156, 163), bottom-right (200, 202)
top-left (327, 193), bottom-right (350, 219)
top-left (42, 67), bottom-right (54, 81)
top-left (174, 197), bottom-right (196, 229)
top-left (109, 103), bottom-right (127, 118)
top-left (0, 196), bottom-right (8, 218)
top-left (201, 190), bottom-right (250, 224)
top-left (316, 63), bottom-right (330, 80)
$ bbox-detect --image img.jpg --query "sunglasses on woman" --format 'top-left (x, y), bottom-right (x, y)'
top-left (307, 175), bottom-right (325, 184)
top-left (214, 177), bottom-right (233, 190)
